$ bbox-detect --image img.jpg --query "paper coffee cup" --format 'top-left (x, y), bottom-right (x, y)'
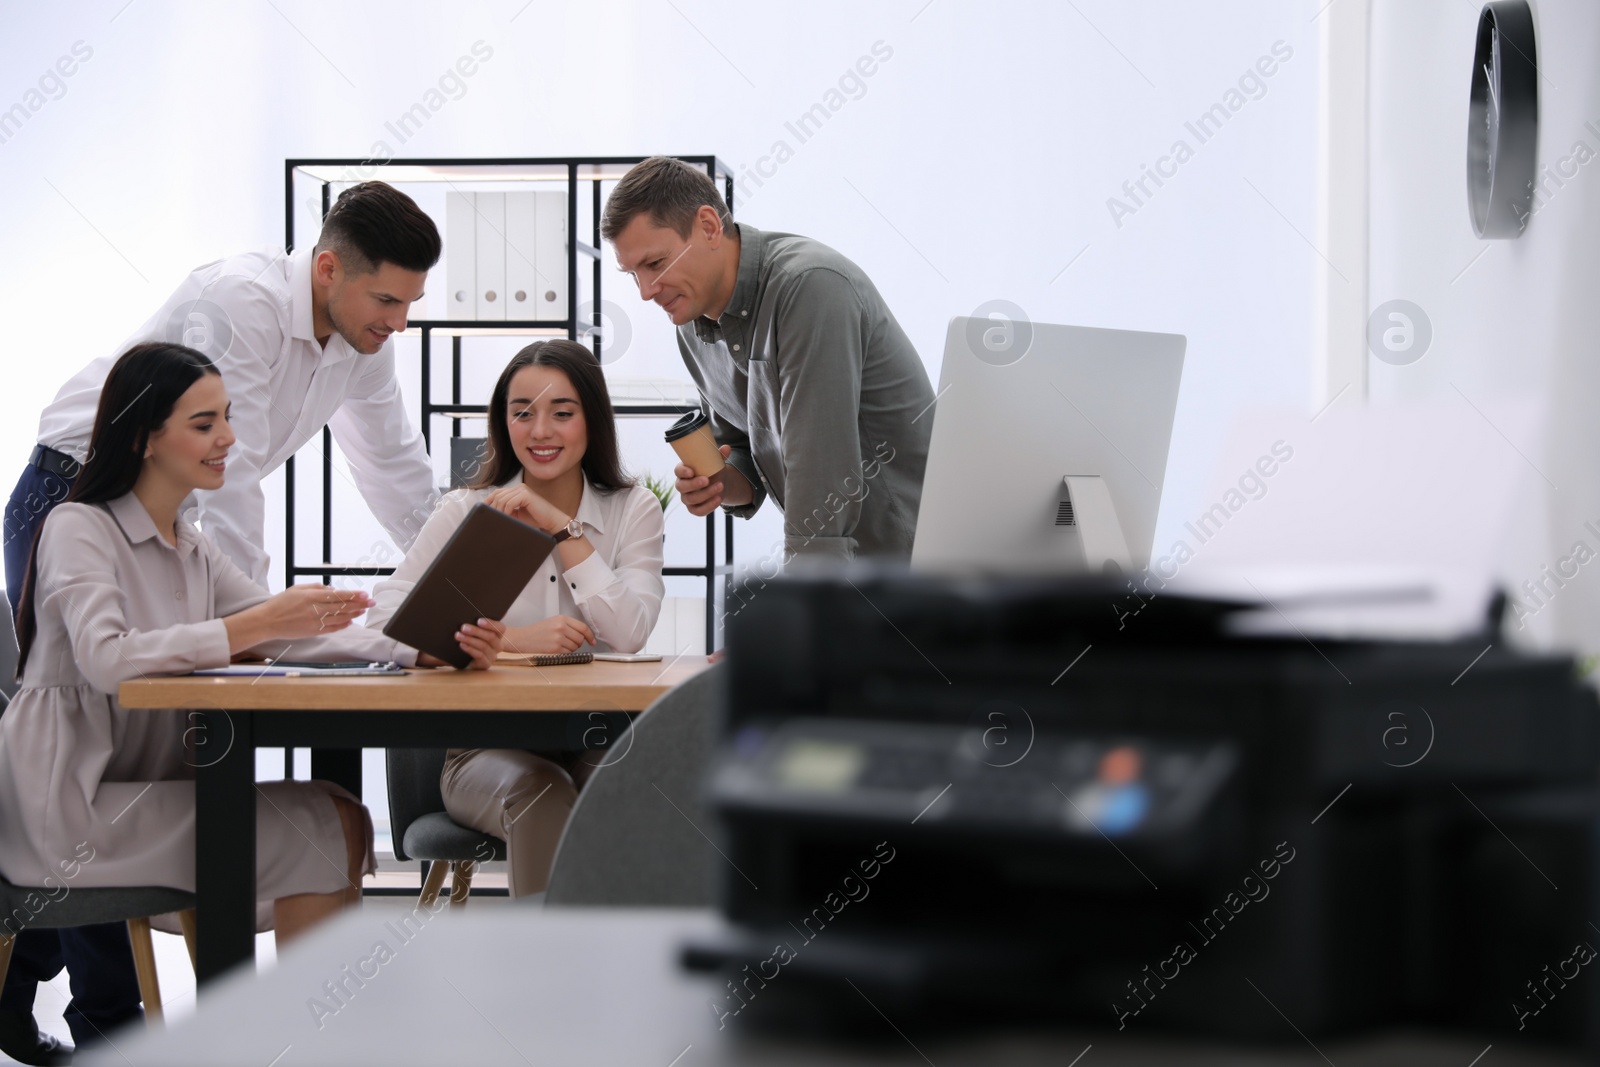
top-left (665, 410), bottom-right (725, 476)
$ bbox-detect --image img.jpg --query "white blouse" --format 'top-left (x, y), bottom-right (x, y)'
top-left (365, 474), bottom-right (666, 653)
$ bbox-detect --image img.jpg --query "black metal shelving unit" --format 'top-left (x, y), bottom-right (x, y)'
top-left (281, 155), bottom-right (737, 652)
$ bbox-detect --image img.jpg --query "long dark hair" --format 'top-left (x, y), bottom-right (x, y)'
top-left (472, 340), bottom-right (632, 493)
top-left (16, 342), bottom-right (220, 674)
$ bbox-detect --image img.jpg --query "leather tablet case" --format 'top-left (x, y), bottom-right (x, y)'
top-left (382, 503), bottom-right (558, 668)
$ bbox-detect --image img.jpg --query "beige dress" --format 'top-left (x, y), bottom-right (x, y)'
top-left (0, 493), bottom-right (410, 915)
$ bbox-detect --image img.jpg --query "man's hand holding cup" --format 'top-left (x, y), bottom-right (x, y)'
top-left (667, 410), bottom-right (751, 516)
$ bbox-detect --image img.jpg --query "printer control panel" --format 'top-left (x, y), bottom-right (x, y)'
top-left (714, 717), bottom-right (1237, 841)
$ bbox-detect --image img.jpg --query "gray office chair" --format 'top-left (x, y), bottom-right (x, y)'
top-left (545, 663), bottom-right (723, 906)
top-left (385, 748), bottom-right (507, 907)
top-left (0, 602), bottom-right (16, 712)
top-left (0, 602), bottom-right (197, 1028)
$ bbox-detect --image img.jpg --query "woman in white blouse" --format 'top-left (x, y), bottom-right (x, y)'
top-left (366, 339), bottom-right (666, 899)
top-left (0, 342), bottom-right (504, 945)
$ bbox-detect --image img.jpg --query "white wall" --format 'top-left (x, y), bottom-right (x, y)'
top-left (0, 0), bottom-right (1323, 603)
top-left (1369, 0), bottom-right (1600, 653)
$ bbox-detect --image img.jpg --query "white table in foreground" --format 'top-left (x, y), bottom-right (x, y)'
top-left (84, 909), bottom-right (1584, 1067)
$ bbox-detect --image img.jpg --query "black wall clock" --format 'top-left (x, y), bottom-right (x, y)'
top-left (1467, 0), bottom-right (1539, 238)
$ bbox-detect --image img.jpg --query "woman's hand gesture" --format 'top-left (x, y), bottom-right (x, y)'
top-left (483, 484), bottom-right (567, 535)
top-left (261, 585), bottom-right (373, 638)
top-left (225, 584), bottom-right (374, 655)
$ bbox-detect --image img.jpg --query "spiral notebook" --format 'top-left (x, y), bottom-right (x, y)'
top-left (496, 651), bottom-right (594, 666)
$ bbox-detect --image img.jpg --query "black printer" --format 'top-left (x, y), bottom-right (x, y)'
top-left (683, 569), bottom-right (1600, 1052)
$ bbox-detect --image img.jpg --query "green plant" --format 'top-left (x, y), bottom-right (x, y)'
top-left (641, 472), bottom-right (674, 512)
top-left (1579, 652), bottom-right (1600, 680)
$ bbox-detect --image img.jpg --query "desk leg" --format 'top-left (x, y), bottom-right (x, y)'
top-left (195, 709), bottom-right (255, 986)
top-left (311, 748), bottom-right (362, 797)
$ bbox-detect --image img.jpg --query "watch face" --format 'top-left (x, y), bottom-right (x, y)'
top-left (1466, 1), bottom-right (1539, 238)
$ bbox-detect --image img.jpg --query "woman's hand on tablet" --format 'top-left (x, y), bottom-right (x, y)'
top-left (504, 615), bottom-right (596, 655)
top-left (452, 617), bottom-right (507, 670)
top-left (483, 483), bottom-right (568, 536)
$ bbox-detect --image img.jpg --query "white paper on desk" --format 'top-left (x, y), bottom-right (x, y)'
top-left (1162, 399), bottom-right (1543, 639)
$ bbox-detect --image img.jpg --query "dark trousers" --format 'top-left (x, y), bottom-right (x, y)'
top-left (3, 462), bottom-right (143, 1046)
top-left (2, 461), bottom-right (75, 619)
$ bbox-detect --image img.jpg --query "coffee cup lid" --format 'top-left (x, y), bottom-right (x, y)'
top-left (665, 409), bottom-right (710, 442)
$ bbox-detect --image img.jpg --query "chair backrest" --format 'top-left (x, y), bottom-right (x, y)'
top-left (0, 600), bottom-right (20, 708)
top-left (450, 437), bottom-right (488, 489)
top-left (545, 663), bottom-right (723, 907)
top-left (385, 748), bottom-right (452, 863)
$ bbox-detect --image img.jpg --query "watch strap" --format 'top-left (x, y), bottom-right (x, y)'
top-left (551, 517), bottom-right (582, 543)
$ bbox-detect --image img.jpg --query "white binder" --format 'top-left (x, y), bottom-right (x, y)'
top-left (444, 192), bottom-right (476, 321)
top-left (504, 191), bottom-right (540, 320)
top-left (534, 190), bottom-right (567, 319)
top-left (473, 192), bottom-right (506, 321)
top-left (444, 190), bottom-right (567, 321)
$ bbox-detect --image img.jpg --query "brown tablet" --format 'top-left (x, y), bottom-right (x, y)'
top-left (382, 503), bottom-right (558, 668)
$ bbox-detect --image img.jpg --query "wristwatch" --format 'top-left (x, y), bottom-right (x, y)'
top-left (551, 516), bottom-right (584, 544)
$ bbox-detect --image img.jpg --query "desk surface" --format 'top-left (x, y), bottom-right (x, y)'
top-left (118, 655), bottom-right (711, 711)
top-left (85, 908), bottom-right (1584, 1067)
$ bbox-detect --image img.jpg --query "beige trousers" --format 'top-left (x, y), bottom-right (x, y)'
top-left (439, 747), bottom-right (603, 898)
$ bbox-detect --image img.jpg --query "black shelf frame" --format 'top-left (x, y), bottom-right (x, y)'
top-left (281, 155), bottom-right (737, 653)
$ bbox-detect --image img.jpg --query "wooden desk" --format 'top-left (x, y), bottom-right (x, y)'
top-left (119, 658), bottom-right (710, 986)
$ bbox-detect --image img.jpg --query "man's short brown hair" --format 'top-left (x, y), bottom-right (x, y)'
top-left (600, 156), bottom-right (730, 243)
top-left (314, 181), bottom-right (441, 275)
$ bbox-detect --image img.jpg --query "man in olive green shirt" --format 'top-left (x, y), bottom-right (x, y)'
top-left (603, 156), bottom-right (933, 562)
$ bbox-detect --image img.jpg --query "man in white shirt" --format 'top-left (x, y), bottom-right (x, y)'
top-left (12, 181), bottom-right (438, 592)
top-left (0, 181), bottom-right (440, 1062)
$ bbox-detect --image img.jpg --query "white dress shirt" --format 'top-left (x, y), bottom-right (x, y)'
top-left (35, 248), bottom-right (437, 585)
top-left (365, 474), bottom-right (666, 653)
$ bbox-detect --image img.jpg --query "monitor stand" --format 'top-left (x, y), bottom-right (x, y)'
top-left (1062, 475), bottom-right (1133, 575)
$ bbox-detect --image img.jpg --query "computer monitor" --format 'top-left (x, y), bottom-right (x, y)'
top-left (911, 318), bottom-right (1186, 575)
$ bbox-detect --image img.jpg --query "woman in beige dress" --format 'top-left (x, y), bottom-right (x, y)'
top-left (0, 342), bottom-right (505, 943)
top-left (366, 340), bottom-right (664, 899)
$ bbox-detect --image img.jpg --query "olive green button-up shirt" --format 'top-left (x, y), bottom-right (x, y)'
top-left (677, 223), bottom-right (934, 561)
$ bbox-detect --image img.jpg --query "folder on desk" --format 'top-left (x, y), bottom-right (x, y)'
top-left (381, 504), bottom-right (557, 668)
top-left (193, 661), bottom-right (404, 677)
